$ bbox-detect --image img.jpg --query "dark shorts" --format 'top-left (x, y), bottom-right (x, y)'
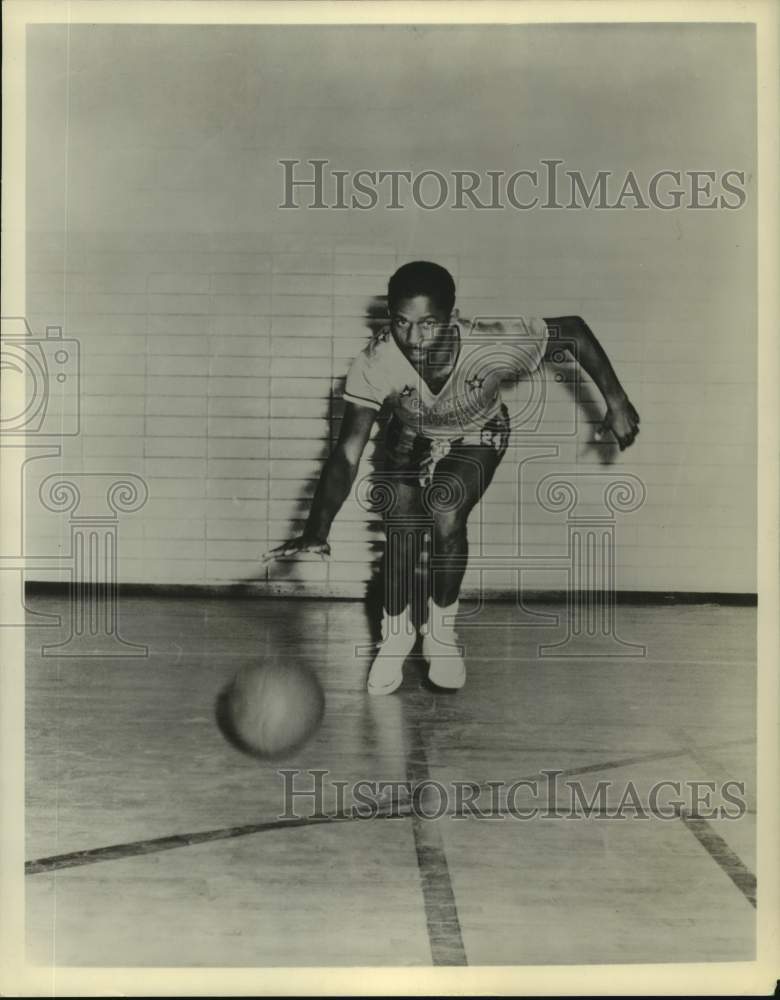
top-left (382, 404), bottom-right (511, 487)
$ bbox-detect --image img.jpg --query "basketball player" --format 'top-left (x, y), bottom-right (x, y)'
top-left (266, 261), bottom-right (640, 694)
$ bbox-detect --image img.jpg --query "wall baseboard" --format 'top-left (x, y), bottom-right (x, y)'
top-left (23, 581), bottom-right (758, 606)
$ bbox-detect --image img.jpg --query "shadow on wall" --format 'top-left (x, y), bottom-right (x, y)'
top-left (346, 295), bottom-right (389, 643)
top-left (240, 295), bottom-right (389, 642)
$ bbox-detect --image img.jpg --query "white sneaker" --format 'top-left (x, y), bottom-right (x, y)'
top-left (422, 599), bottom-right (466, 690)
top-left (367, 608), bottom-right (417, 696)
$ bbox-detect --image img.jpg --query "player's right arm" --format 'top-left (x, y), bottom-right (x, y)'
top-left (264, 401), bottom-right (378, 561)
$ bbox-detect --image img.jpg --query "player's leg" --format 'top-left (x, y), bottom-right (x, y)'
top-left (368, 478), bottom-right (425, 695)
top-left (382, 478), bottom-right (425, 615)
top-left (428, 441), bottom-right (504, 605)
top-left (424, 419), bottom-right (508, 688)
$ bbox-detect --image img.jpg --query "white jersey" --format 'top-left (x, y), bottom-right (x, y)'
top-left (344, 315), bottom-right (549, 439)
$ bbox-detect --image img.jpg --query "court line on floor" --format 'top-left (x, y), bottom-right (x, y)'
top-left (406, 722), bottom-right (467, 967)
top-left (678, 809), bottom-right (756, 908)
top-left (424, 737), bottom-right (755, 781)
top-left (25, 737), bottom-right (755, 877)
top-left (24, 815), bottom-right (349, 874)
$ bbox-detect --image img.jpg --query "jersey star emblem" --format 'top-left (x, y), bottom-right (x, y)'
top-left (400, 385), bottom-right (415, 397)
top-left (466, 375), bottom-right (485, 392)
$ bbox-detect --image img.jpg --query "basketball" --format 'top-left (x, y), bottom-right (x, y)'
top-left (226, 661), bottom-right (325, 758)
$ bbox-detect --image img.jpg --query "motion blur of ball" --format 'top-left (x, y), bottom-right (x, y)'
top-left (226, 661), bottom-right (325, 759)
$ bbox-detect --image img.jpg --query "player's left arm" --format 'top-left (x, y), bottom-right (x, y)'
top-left (543, 315), bottom-right (640, 451)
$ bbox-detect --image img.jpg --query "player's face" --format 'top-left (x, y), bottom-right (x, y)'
top-left (389, 295), bottom-right (453, 367)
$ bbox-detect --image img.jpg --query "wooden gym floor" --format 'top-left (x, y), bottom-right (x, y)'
top-left (25, 594), bottom-right (756, 967)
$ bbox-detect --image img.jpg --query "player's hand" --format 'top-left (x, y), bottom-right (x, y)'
top-left (262, 535), bottom-right (331, 563)
top-left (596, 397), bottom-right (640, 451)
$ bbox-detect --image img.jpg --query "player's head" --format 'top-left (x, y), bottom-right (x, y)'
top-left (386, 261), bottom-right (456, 364)
top-left (387, 261), bottom-right (456, 318)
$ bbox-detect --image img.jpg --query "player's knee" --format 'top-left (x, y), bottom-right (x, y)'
top-left (433, 512), bottom-right (467, 552)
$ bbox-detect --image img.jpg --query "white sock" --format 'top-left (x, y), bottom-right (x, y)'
top-left (381, 605), bottom-right (415, 643)
top-left (428, 598), bottom-right (458, 635)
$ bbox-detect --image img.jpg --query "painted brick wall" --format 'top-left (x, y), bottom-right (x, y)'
top-left (22, 24), bottom-right (757, 593)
